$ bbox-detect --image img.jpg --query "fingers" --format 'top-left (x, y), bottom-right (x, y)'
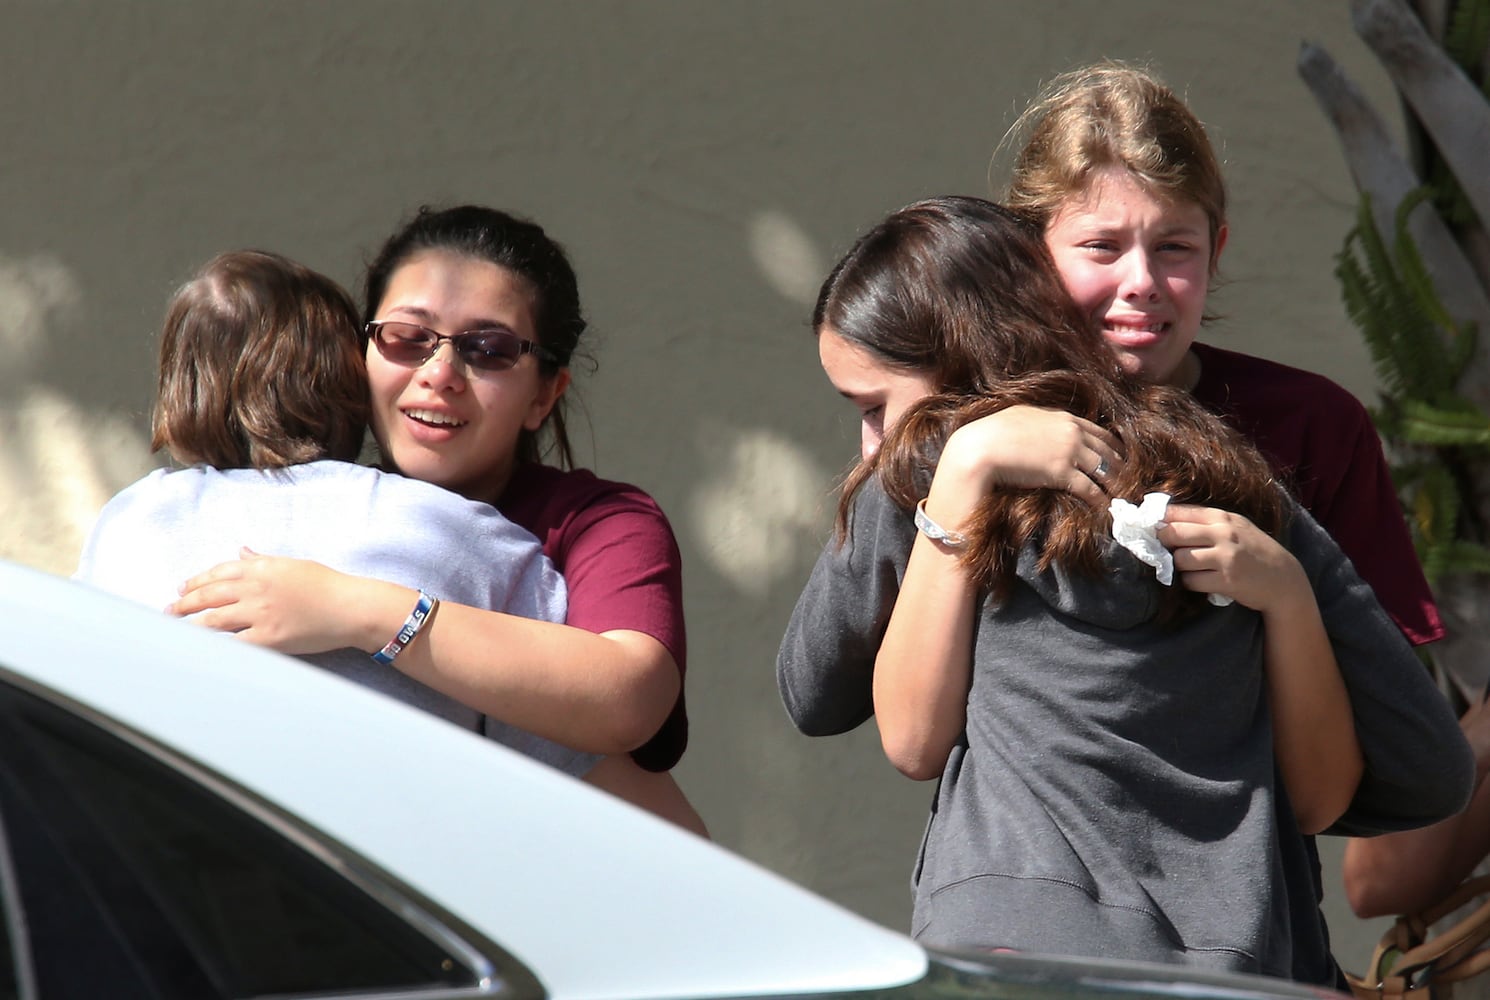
top-left (1068, 415), bottom-right (1124, 456)
top-left (1077, 441), bottom-right (1124, 497)
top-left (169, 579), bottom-right (245, 618)
top-left (1070, 420), bottom-right (1123, 492)
top-left (1067, 474), bottom-right (1108, 508)
top-left (178, 559), bottom-right (249, 597)
top-left (1158, 504), bottom-right (1226, 525)
top-left (1156, 510), bottom-right (1239, 573)
top-left (954, 407), bottom-right (1127, 503)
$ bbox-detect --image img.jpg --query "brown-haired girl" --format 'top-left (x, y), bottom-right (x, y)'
top-left (777, 196), bottom-right (1471, 978)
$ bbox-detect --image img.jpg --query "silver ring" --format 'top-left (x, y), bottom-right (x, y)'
top-left (1093, 458), bottom-right (1110, 480)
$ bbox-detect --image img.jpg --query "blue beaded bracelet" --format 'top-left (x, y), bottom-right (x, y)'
top-left (371, 590), bottom-right (438, 666)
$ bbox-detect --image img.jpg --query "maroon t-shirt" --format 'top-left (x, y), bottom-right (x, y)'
top-left (499, 462), bottom-right (688, 771)
top-left (1191, 341), bottom-right (1443, 645)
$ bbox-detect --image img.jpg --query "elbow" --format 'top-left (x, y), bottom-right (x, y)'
top-left (590, 652), bottom-right (682, 754)
top-left (892, 758), bottom-right (948, 782)
top-left (791, 711), bottom-right (849, 739)
top-left (1295, 802), bottom-right (1346, 837)
top-left (781, 693), bottom-right (864, 738)
top-left (1295, 761), bottom-right (1365, 837)
top-left (1341, 837), bottom-right (1421, 919)
top-left (602, 658), bottom-right (682, 753)
top-left (778, 670), bottom-right (869, 738)
top-left (1340, 843), bottom-right (1385, 918)
top-left (879, 730), bottom-right (952, 782)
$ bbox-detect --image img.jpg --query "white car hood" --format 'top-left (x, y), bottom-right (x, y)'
top-left (6, 564), bottom-right (926, 999)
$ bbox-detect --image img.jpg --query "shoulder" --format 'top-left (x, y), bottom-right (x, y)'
top-left (294, 462), bottom-right (506, 519)
top-left (500, 463), bottom-right (675, 548)
top-left (1191, 342), bottom-right (1372, 428)
top-left (1189, 342), bottom-right (1381, 491)
top-left (94, 465), bottom-right (215, 520)
top-left (847, 475), bottom-right (903, 535)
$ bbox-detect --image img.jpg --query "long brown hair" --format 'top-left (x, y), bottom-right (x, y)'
top-left (816, 196), bottom-right (1283, 613)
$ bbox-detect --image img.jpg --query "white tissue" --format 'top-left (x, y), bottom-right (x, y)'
top-left (1109, 492), bottom-right (1175, 584)
top-left (1108, 492), bottom-right (1233, 607)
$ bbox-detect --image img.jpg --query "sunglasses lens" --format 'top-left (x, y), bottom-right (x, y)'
top-left (374, 322), bottom-right (438, 364)
top-left (371, 322), bottom-right (541, 372)
top-left (457, 332), bottom-right (526, 371)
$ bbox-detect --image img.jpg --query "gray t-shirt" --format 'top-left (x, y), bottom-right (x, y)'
top-left (778, 476), bottom-right (1472, 981)
top-left (75, 460), bottom-right (598, 777)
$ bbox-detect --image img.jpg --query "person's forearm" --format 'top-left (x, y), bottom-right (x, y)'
top-left (1262, 582), bottom-right (1363, 835)
top-left (359, 580), bottom-right (679, 753)
top-left (1344, 716), bottom-right (1490, 917)
top-left (873, 478), bottom-right (980, 780)
top-left (873, 539), bottom-right (976, 778)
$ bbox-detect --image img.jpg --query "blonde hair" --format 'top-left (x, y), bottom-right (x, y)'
top-left (1004, 60), bottom-right (1227, 270)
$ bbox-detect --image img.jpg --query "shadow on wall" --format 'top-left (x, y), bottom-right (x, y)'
top-left (0, 253), bottom-right (155, 576)
top-left (669, 206), bottom-right (942, 933)
top-left (686, 207), bottom-right (839, 599)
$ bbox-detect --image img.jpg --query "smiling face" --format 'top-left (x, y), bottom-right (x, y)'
top-left (818, 325), bottom-right (937, 461)
top-left (366, 249), bottom-right (568, 503)
top-left (1044, 168), bottom-right (1226, 387)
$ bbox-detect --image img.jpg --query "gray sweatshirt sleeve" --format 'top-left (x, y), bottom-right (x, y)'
top-left (1286, 502), bottom-right (1475, 834)
top-left (777, 480), bottom-right (915, 736)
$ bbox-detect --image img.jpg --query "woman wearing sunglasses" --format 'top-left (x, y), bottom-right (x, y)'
top-left (172, 205), bottom-right (703, 835)
top-left (78, 249), bottom-right (598, 781)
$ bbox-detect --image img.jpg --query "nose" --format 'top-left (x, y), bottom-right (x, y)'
top-left (415, 340), bottom-right (467, 391)
top-left (861, 422), bottom-right (882, 462)
top-left (1118, 248), bottom-right (1161, 302)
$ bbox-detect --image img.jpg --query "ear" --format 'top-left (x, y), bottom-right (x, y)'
top-left (524, 368), bottom-right (572, 431)
top-left (1210, 224), bottom-right (1229, 275)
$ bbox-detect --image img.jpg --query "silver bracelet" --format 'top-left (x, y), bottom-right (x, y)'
top-left (914, 498), bottom-right (967, 548)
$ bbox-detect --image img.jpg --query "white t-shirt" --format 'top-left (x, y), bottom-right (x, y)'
top-left (75, 459), bottom-right (596, 776)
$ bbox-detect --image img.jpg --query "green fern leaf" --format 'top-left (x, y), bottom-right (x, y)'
top-left (1437, 540), bottom-right (1490, 577)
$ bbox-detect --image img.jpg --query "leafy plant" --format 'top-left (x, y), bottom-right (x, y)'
top-left (1301, 0), bottom-right (1490, 697)
top-left (1337, 190), bottom-right (1490, 578)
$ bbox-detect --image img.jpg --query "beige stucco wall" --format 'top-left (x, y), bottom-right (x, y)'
top-left (1, 0), bottom-right (1410, 969)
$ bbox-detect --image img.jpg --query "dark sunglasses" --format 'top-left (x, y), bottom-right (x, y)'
top-left (366, 320), bottom-right (557, 373)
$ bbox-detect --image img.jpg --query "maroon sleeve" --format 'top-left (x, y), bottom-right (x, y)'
top-left (1290, 392), bottom-right (1445, 647)
top-left (501, 465), bottom-right (688, 771)
top-left (554, 490), bottom-right (686, 666)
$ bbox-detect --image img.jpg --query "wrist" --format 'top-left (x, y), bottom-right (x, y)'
top-left (940, 426), bottom-right (1002, 492)
top-left (356, 582), bottom-right (423, 655)
top-left (918, 489), bottom-right (979, 545)
top-left (372, 590), bottom-right (440, 667)
top-left (1254, 559), bottom-right (1311, 618)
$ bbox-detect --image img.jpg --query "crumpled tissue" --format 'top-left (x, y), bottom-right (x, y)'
top-left (1108, 492), bottom-right (1233, 607)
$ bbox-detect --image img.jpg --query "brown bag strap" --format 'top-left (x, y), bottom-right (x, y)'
top-left (1348, 875), bottom-right (1490, 999)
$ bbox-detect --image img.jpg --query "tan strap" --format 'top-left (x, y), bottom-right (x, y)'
top-left (1350, 875), bottom-right (1490, 997)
